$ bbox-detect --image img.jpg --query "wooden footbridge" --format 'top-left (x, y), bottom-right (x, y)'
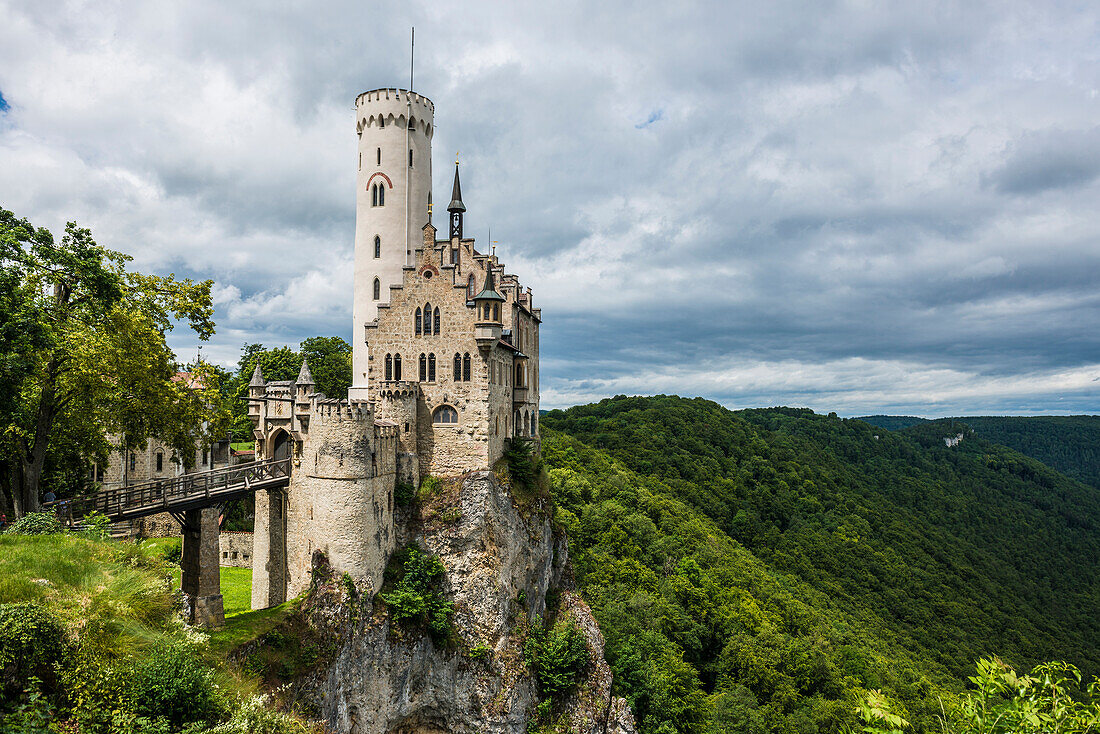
top-left (46, 457), bottom-right (292, 628)
top-left (52, 457), bottom-right (291, 526)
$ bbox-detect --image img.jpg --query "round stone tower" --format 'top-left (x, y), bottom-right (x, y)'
top-left (350, 88), bottom-right (435, 399)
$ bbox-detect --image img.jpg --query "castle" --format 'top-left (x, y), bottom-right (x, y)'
top-left (246, 88), bottom-right (541, 608)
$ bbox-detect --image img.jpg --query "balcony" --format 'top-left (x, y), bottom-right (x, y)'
top-left (512, 386), bottom-right (528, 404)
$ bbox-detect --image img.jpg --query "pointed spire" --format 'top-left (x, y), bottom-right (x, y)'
top-left (447, 162), bottom-right (465, 213)
top-left (474, 264), bottom-right (505, 303)
top-left (297, 360), bottom-right (315, 386)
top-left (249, 363), bottom-right (265, 387)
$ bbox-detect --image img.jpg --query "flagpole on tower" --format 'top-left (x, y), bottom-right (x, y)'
top-left (405, 27), bottom-right (414, 268)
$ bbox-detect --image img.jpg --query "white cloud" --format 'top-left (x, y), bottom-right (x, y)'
top-left (1, 0), bottom-right (1098, 414)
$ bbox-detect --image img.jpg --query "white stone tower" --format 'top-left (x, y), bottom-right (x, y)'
top-left (349, 88), bottom-right (435, 399)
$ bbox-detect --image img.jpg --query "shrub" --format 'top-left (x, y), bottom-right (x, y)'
top-left (0, 603), bottom-right (65, 704)
top-left (125, 640), bottom-right (221, 726)
top-left (469, 641), bottom-right (491, 661)
top-left (416, 476), bottom-right (443, 501)
top-left (79, 511), bottom-right (112, 540)
top-left (523, 617), bottom-right (589, 700)
top-left (394, 482), bottom-right (416, 507)
top-left (378, 546), bottom-right (454, 642)
top-left (207, 694), bottom-right (318, 734)
top-left (4, 513), bottom-right (61, 536)
top-left (504, 437), bottom-right (538, 488)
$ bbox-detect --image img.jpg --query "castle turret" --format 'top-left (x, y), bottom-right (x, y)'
top-left (350, 88), bottom-right (435, 400)
top-left (474, 266), bottom-right (505, 349)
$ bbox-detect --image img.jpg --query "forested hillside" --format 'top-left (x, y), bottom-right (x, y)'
top-left (856, 414), bottom-right (1100, 490)
top-left (541, 396), bottom-right (1100, 733)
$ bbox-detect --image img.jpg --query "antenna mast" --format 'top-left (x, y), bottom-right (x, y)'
top-left (405, 27), bottom-right (414, 267)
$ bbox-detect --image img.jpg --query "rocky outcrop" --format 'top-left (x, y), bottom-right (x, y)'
top-left (285, 471), bottom-right (635, 734)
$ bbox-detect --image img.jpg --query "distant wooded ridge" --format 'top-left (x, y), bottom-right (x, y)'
top-left (857, 414), bottom-right (1100, 490)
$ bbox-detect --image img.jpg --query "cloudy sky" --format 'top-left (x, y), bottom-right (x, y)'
top-left (2, 0), bottom-right (1098, 416)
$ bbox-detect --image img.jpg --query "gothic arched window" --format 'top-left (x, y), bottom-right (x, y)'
top-left (373, 278), bottom-right (380, 300)
top-left (432, 405), bottom-right (458, 425)
top-left (453, 353), bottom-right (461, 382)
top-left (419, 353), bottom-right (427, 382)
top-left (467, 274), bottom-right (476, 300)
top-left (394, 353), bottom-right (402, 380)
top-left (462, 353), bottom-right (471, 382)
top-left (377, 185), bottom-right (384, 206)
top-left (493, 304), bottom-right (500, 321)
top-left (379, 116), bottom-right (385, 128)
top-left (415, 307), bottom-right (422, 336)
top-left (428, 353), bottom-right (436, 382)
top-left (385, 354), bottom-right (393, 381)
top-left (374, 236), bottom-right (381, 258)
top-left (524, 412), bottom-right (530, 436)
top-left (423, 302), bottom-right (432, 335)
top-left (371, 184), bottom-right (378, 207)
top-left (433, 307), bottom-right (440, 335)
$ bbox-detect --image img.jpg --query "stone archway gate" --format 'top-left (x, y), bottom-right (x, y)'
top-left (48, 458), bottom-right (291, 627)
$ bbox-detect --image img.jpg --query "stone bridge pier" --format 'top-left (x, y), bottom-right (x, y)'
top-left (180, 507), bottom-right (225, 627)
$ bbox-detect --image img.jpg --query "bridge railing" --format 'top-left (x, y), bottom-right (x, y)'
top-left (48, 458), bottom-right (291, 524)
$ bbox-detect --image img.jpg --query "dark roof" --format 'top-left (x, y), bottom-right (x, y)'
top-left (474, 265), bottom-right (505, 302)
top-left (447, 163), bottom-right (466, 213)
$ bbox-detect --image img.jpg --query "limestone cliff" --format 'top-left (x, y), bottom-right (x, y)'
top-left (271, 471), bottom-right (636, 734)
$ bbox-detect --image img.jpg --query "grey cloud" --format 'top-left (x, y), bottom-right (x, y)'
top-left (987, 127), bottom-right (1100, 194)
top-left (1, 0), bottom-right (1099, 415)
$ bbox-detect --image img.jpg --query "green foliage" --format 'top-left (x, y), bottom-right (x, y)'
top-left (79, 510), bottom-right (112, 540)
top-left (126, 640), bottom-right (223, 726)
top-left (469, 641), bottom-right (492, 661)
top-left (298, 336), bottom-right (352, 399)
top-left (416, 475), bottom-right (443, 500)
top-left (0, 206), bottom-right (218, 515)
top-left (378, 546), bottom-right (454, 642)
top-left (0, 603), bottom-right (65, 705)
top-left (505, 436), bottom-right (540, 488)
top-left (394, 482), bottom-right (416, 507)
top-left (846, 690), bottom-right (911, 734)
top-left (3, 511), bottom-right (61, 535)
top-left (524, 617), bottom-right (589, 700)
top-left (540, 395), bottom-right (1100, 733)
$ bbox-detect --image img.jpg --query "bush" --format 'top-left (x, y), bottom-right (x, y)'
top-left (504, 437), bottom-right (538, 488)
top-left (523, 617), bottom-right (589, 700)
top-left (125, 640), bottom-right (222, 726)
top-left (416, 476), bottom-right (443, 501)
top-left (79, 511), bottom-right (112, 540)
top-left (394, 482), bottom-right (416, 507)
top-left (378, 546), bottom-right (454, 642)
top-left (4, 513), bottom-right (61, 536)
top-left (0, 603), bottom-right (65, 705)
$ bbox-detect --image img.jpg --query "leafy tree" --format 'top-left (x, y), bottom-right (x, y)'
top-left (299, 336), bottom-right (351, 398)
top-left (0, 208), bottom-right (218, 515)
top-left (378, 546), bottom-right (454, 642)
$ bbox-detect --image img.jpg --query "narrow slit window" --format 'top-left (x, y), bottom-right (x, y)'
top-left (373, 278), bottom-right (380, 300)
top-left (394, 353), bottom-right (402, 380)
top-left (454, 353), bottom-right (461, 382)
top-left (385, 354), bottom-right (393, 381)
top-left (428, 353), bottom-right (436, 382)
top-left (378, 185), bottom-right (384, 206)
top-left (415, 307), bottom-right (422, 335)
top-left (377, 147), bottom-right (381, 164)
top-left (463, 353), bottom-right (471, 382)
top-left (419, 353), bottom-right (427, 382)
top-left (374, 235), bottom-right (381, 258)
top-left (433, 307), bottom-right (440, 335)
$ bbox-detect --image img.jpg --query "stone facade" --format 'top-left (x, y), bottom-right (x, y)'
top-left (248, 87), bottom-right (541, 610)
top-left (220, 531), bottom-right (254, 568)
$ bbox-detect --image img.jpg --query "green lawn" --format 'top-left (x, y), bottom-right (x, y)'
top-left (169, 565), bottom-right (253, 617)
